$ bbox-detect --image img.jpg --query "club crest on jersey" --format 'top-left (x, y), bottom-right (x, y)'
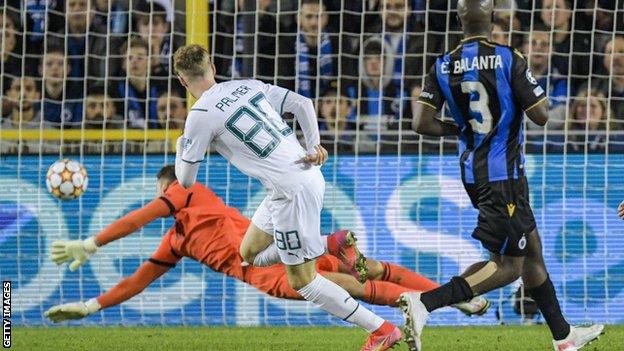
top-left (526, 69), bottom-right (538, 85)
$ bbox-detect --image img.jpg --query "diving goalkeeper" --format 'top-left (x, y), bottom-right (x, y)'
top-left (44, 165), bottom-right (488, 322)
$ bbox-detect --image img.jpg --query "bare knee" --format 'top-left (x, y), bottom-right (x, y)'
top-left (239, 224), bottom-right (274, 264)
top-left (521, 231), bottom-right (549, 288)
top-left (524, 254), bottom-right (547, 276)
top-left (285, 262), bottom-right (317, 291)
top-left (239, 233), bottom-right (258, 264)
top-left (239, 245), bottom-right (256, 264)
top-left (489, 249), bottom-right (524, 283)
top-left (287, 273), bottom-right (314, 291)
top-left (288, 278), bottom-right (306, 291)
top-left (468, 258), bottom-right (522, 287)
top-left (524, 229), bottom-right (545, 262)
top-left (501, 259), bottom-right (524, 284)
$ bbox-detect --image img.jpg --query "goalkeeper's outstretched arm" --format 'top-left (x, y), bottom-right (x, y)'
top-left (45, 231), bottom-right (182, 323)
top-left (44, 260), bottom-right (171, 323)
top-left (50, 198), bottom-right (172, 271)
top-left (94, 198), bottom-right (172, 245)
top-left (97, 260), bottom-right (170, 308)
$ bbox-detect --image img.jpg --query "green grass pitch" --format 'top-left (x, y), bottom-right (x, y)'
top-left (12, 325), bottom-right (620, 350)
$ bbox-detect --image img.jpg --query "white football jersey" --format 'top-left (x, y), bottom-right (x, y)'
top-left (180, 79), bottom-right (320, 194)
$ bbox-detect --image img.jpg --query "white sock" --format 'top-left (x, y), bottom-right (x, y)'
top-left (252, 244), bottom-right (281, 267)
top-left (297, 274), bottom-right (384, 333)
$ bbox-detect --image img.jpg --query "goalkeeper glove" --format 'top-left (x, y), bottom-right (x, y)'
top-left (50, 236), bottom-right (99, 271)
top-left (44, 298), bottom-right (101, 323)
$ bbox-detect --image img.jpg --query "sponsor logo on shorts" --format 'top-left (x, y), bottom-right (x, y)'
top-left (518, 234), bottom-right (527, 250)
top-left (507, 203), bottom-right (516, 217)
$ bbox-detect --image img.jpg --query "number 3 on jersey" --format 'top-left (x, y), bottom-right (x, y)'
top-left (225, 93), bottom-right (291, 158)
top-left (461, 81), bottom-right (493, 134)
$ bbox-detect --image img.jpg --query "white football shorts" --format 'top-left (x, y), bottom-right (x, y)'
top-left (251, 172), bottom-right (325, 265)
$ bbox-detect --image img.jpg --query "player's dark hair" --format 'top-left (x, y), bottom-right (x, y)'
top-left (157, 165), bottom-right (177, 183)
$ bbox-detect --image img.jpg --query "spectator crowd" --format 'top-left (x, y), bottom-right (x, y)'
top-left (1, 0), bottom-right (623, 153)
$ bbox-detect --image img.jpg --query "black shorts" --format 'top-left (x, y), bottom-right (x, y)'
top-left (463, 176), bottom-right (536, 257)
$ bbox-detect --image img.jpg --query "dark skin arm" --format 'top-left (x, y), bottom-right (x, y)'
top-left (412, 102), bottom-right (461, 137)
top-left (525, 98), bottom-right (549, 126)
top-left (414, 97), bottom-right (548, 135)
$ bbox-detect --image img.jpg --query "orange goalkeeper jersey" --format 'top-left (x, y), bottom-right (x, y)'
top-left (153, 181), bottom-right (250, 280)
top-left (96, 181), bottom-right (250, 280)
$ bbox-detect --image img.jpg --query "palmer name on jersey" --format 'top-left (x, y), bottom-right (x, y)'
top-left (215, 84), bottom-right (253, 112)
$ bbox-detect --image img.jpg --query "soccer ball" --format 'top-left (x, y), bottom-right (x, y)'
top-left (46, 159), bottom-right (89, 200)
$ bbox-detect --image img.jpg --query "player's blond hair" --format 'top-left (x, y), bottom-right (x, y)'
top-left (173, 44), bottom-right (212, 80)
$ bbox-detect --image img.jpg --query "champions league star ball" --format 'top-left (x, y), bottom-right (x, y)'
top-left (46, 159), bottom-right (89, 200)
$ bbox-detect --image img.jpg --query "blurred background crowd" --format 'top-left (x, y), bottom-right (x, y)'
top-left (0, 0), bottom-right (623, 153)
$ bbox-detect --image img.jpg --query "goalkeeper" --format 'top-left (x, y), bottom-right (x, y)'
top-left (44, 165), bottom-right (488, 322)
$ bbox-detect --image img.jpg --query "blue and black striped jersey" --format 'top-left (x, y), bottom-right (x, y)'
top-left (417, 36), bottom-right (547, 184)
